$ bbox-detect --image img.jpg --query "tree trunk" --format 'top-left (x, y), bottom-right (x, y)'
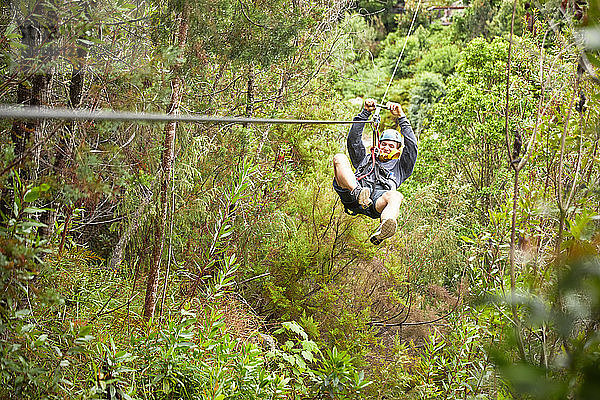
top-left (10, 74), bottom-right (50, 167)
top-left (54, 0), bottom-right (89, 173)
top-left (503, 0), bottom-right (527, 362)
top-left (143, 10), bottom-right (189, 321)
top-left (274, 70), bottom-right (288, 109)
top-left (555, 85), bottom-right (576, 254)
top-left (108, 186), bottom-right (153, 271)
top-left (41, 43), bottom-right (88, 236)
top-left (246, 65), bottom-right (254, 118)
top-left (10, 2), bottom-right (57, 160)
top-left (3, 6), bottom-right (54, 216)
top-left (53, 58), bottom-right (85, 172)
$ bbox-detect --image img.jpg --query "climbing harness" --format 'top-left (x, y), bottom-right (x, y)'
top-left (355, 110), bottom-right (381, 185)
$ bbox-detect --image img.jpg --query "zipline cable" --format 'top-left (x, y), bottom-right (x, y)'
top-left (0, 105), bottom-right (371, 125)
top-left (367, 0), bottom-right (422, 159)
top-left (366, 0), bottom-right (422, 173)
top-left (2, 5), bottom-right (422, 128)
top-left (379, 0), bottom-right (423, 106)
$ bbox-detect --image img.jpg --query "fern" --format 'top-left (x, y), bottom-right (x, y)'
top-left (47, 245), bottom-right (103, 269)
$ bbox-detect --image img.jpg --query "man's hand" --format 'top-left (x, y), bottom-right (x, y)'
top-left (364, 98), bottom-right (376, 112)
top-left (386, 102), bottom-right (405, 117)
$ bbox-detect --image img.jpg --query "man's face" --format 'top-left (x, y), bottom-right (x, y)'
top-left (379, 140), bottom-right (398, 155)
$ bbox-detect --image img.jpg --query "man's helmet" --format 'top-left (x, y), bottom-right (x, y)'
top-left (379, 129), bottom-right (404, 146)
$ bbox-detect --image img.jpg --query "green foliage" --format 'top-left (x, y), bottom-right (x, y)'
top-left (419, 36), bottom-right (539, 218)
top-left (412, 321), bottom-right (494, 399)
top-left (2, 0), bottom-right (600, 399)
top-left (361, 312), bottom-right (498, 399)
top-left (451, 0), bottom-right (524, 42)
top-left (333, 14), bottom-right (378, 66)
top-left (492, 256), bottom-right (600, 400)
top-left (272, 321), bottom-right (372, 399)
top-left (134, 309), bottom-right (291, 399)
top-left (151, 0), bottom-right (309, 68)
top-left (311, 346), bottom-right (371, 399)
top-left (355, 0), bottom-right (402, 36)
top-left (0, 176), bottom-right (66, 398)
top-left (413, 44), bottom-right (461, 76)
top-left (407, 72), bottom-right (446, 136)
top-left (580, 0), bottom-right (600, 70)
top-left (0, 174), bottom-right (365, 398)
top-left (488, 0), bottom-right (526, 38)
top-left (377, 26), bottom-right (422, 79)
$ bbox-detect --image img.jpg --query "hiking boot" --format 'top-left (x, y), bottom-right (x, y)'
top-left (351, 185), bottom-right (372, 209)
top-left (358, 187), bottom-right (372, 209)
top-left (370, 218), bottom-right (397, 245)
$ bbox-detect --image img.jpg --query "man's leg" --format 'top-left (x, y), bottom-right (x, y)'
top-left (370, 190), bottom-right (404, 245)
top-left (375, 190), bottom-right (404, 220)
top-left (333, 153), bottom-right (358, 190)
top-left (333, 154), bottom-right (371, 208)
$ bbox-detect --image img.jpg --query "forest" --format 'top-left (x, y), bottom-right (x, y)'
top-left (1, 0), bottom-right (600, 399)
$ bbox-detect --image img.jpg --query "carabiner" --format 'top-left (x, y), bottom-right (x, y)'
top-left (371, 108), bottom-right (382, 151)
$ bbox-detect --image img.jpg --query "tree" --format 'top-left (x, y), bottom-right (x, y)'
top-left (422, 37), bottom-right (537, 218)
top-left (8, 1), bottom-right (57, 166)
top-left (142, 0), bottom-right (313, 320)
top-left (144, 6), bottom-right (189, 320)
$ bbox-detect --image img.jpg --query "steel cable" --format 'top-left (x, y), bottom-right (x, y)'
top-left (0, 105), bottom-right (370, 125)
top-left (379, 0), bottom-right (423, 106)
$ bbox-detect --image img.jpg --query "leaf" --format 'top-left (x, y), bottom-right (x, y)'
top-left (301, 350), bottom-right (314, 362)
top-left (302, 340), bottom-right (319, 353)
top-left (60, 378), bottom-right (73, 387)
top-left (295, 354), bottom-right (306, 370)
top-left (77, 39), bottom-right (96, 46)
top-left (116, 2), bottom-right (136, 10)
top-left (582, 27), bottom-right (600, 50)
top-left (282, 321), bottom-right (308, 340)
top-left (219, 228), bottom-right (233, 239)
top-left (20, 221), bottom-right (47, 229)
top-left (52, 345), bottom-right (63, 357)
top-left (15, 309), bottom-right (31, 318)
top-left (282, 353), bottom-right (295, 365)
top-left (23, 207), bottom-right (47, 213)
top-left (23, 188), bottom-right (39, 202)
top-left (23, 184), bottom-right (50, 203)
top-left (79, 325), bottom-right (92, 336)
top-left (34, 334), bottom-right (48, 347)
top-left (460, 235), bottom-right (475, 244)
top-left (20, 324), bottom-right (35, 333)
top-left (121, 392), bottom-right (133, 400)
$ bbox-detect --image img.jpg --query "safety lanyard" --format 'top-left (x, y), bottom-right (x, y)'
top-left (357, 107), bottom-right (382, 183)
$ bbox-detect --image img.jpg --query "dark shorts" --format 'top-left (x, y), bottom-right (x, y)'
top-left (333, 179), bottom-right (386, 219)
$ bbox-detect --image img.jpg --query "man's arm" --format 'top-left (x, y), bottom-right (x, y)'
top-left (397, 116), bottom-right (418, 179)
top-left (347, 99), bottom-right (375, 169)
top-left (387, 102), bottom-right (418, 182)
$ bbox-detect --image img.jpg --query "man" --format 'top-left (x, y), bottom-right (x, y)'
top-left (333, 98), bottom-right (418, 245)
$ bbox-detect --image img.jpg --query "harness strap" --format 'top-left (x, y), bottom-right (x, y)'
top-left (356, 148), bottom-right (376, 182)
top-left (356, 111), bottom-right (382, 185)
